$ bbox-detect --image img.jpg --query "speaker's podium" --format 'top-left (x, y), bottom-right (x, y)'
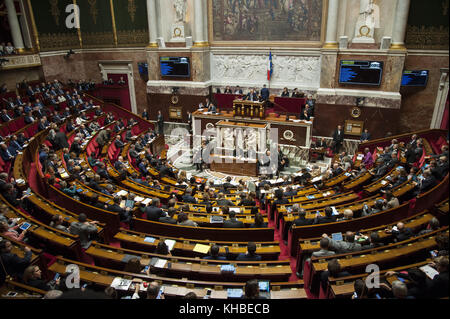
top-left (232, 99), bottom-right (266, 119)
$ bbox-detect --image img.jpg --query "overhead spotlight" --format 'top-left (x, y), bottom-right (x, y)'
top-left (64, 49), bottom-right (75, 59)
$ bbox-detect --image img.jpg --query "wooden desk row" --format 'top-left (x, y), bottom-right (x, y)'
top-left (85, 242), bottom-right (292, 282)
top-left (48, 256), bottom-right (306, 299)
top-left (114, 228), bottom-right (281, 260)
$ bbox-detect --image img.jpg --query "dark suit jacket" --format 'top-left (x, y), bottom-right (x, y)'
top-left (293, 217), bottom-right (314, 227)
top-left (182, 195), bottom-right (197, 204)
top-left (333, 129), bottom-right (344, 143)
top-left (145, 205), bottom-right (165, 221)
top-left (223, 218), bottom-right (244, 228)
top-left (158, 216), bottom-right (177, 224)
top-left (236, 253), bottom-right (261, 261)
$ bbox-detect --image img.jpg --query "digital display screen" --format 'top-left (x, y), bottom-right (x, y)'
top-left (339, 60), bottom-right (384, 86)
top-left (160, 57), bottom-right (190, 78)
top-left (401, 70), bottom-right (429, 87)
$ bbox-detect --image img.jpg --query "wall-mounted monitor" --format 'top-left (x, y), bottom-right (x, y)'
top-left (401, 70), bottom-right (429, 87)
top-left (160, 57), bottom-right (190, 78)
top-left (339, 60), bottom-right (384, 86)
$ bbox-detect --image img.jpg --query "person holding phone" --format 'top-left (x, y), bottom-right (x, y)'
top-left (23, 265), bottom-right (60, 291)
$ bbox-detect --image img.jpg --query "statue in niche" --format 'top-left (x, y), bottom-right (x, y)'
top-left (174, 0), bottom-right (187, 22)
top-left (353, 0), bottom-right (380, 43)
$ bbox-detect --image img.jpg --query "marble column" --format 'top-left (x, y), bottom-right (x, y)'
top-left (193, 0), bottom-right (208, 46)
top-left (323, 0), bottom-right (339, 48)
top-left (391, 0), bottom-right (411, 50)
top-left (5, 0), bottom-right (25, 51)
top-left (146, 0), bottom-right (158, 47)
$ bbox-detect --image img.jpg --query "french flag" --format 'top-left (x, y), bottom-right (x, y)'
top-left (267, 51), bottom-right (273, 81)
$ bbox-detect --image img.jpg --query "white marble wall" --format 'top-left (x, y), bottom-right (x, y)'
top-left (211, 52), bottom-right (321, 90)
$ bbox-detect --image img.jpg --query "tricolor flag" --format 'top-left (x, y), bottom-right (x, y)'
top-left (267, 51), bottom-right (273, 81)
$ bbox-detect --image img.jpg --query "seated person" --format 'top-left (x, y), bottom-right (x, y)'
top-left (236, 242), bottom-right (261, 261)
top-left (223, 211), bottom-right (244, 228)
top-left (203, 245), bottom-right (227, 260)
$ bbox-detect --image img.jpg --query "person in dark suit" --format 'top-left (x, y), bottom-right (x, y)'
top-left (244, 89), bottom-right (258, 102)
top-left (360, 129), bottom-right (371, 143)
top-left (181, 188), bottom-right (197, 204)
top-left (7, 135), bottom-right (23, 155)
top-left (0, 240), bottom-right (32, 280)
top-left (142, 110), bottom-right (149, 120)
top-left (223, 86), bottom-right (232, 94)
top-left (236, 242), bottom-right (261, 261)
top-left (260, 84), bottom-right (270, 101)
top-left (0, 110), bottom-right (12, 122)
top-left (107, 197), bottom-right (132, 225)
top-left (249, 213), bottom-right (268, 228)
top-left (0, 143), bottom-right (14, 162)
top-left (319, 259), bottom-right (352, 290)
top-left (145, 198), bottom-right (165, 221)
top-left (156, 111), bottom-right (164, 135)
top-left (332, 125), bottom-right (344, 154)
top-left (187, 111), bottom-right (192, 132)
top-left (387, 222), bottom-right (414, 243)
top-left (426, 256), bottom-right (449, 298)
top-left (293, 207), bottom-right (314, 227)
top-left (314, 207), bottom-right (337, 224)
top-left (114, 135), bottom-right (124, 149)
top-left (208, 103), bottom-right (217, 113)
top-left (158, 207), bottom-right (177, 224)
top-left (299, 109), bottom-right (310, 121)
top-left (223, 211), bottom-right (244, 228)
top-left (203, 245), bottom-right (227, 260)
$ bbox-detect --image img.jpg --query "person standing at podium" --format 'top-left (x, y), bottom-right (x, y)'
top-left (260, 84), bottom-right (270, 101)
top-left (157, 110), bottom-right (164, 136)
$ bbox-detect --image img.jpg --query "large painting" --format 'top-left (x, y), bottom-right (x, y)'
top-left (212, 0), bottom-right (323, 41)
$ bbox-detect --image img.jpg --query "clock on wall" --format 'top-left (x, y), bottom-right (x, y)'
top-left (351, 106), bottom-right (362, 118)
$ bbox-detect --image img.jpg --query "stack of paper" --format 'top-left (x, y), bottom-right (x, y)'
top-left (110, 277), bottom-right (132, 291)
top-left (164, 239), bottom-right (176, 251)
top-left (419, 265), bottom-right (439, 280)
top-left (134, 196), bottom-right (145, 202)
top-left (142, 198), bottom-right (152, 205)
top-left (193, 244), bottom-right (211, 254)
top-left (331, 206), bottom-right (339, 216)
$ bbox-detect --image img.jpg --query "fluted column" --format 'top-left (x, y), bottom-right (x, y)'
top-left (391, 0), bottom-right (411, 50)
top-left (193, 0), bottom-right (208, 47)
top-left (146, 0), bottom-right (158, 47)
top-left (323, 0), bottom-right (339, 48)
top-left (5, 0), bottom-right (25, 51)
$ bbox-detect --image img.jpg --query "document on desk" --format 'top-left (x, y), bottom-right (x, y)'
top-left (134, 196), bottom-right (145, 202)
top-left (111, 277), bottom-right (132, 291)
top-left (116, 190), bottom-right (128, 197)
top-left (142, 198), bottom-right (151, 205)
top-left (164, 239), bottom-right (176, 251)
top-left (420, 265), bottom-right (439, 280)
top-left (193, 243), bottom-right (211, 254)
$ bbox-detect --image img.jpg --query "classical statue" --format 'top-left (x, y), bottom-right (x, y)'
top-left (353, 0), bottom-right (379, 43)
top-left (174, 0), bottom-right (187, 22)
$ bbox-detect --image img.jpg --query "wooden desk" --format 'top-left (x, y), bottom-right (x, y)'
top-left (210, 154), bottom-right (258, 177)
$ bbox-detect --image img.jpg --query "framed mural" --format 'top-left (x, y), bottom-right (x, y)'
top-left (209, 0), bottom-right (326, 45)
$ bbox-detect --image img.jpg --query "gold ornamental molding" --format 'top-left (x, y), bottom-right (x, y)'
top-left (193, 41), bottom-right (210, 48)
top-left (128, 0), bottom-right (136, 23)
top-left (73, 0), bottom-right (82, 48)
top-left (0, 54), bottom-right (42, 70)
top-left (88, 0), bottom-right (98, 24)
top-left (110, 0), bottom-right (118, 46)
top-left (49, 0), bottom-right (60, 26)
top-left (26, 0), bottom-right (40, 51)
